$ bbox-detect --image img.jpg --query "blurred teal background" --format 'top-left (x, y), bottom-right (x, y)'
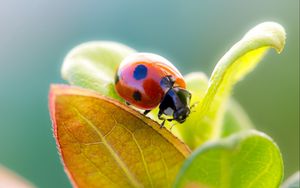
top-left (0, 1), bottom-right (298, 187)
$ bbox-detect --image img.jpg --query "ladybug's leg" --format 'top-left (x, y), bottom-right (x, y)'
top-left (160, 120), bottom-right (166, 128)
top-left (143, 110), bottom-right (151, 115)
top-left (158, 110), bottom-right (166, 128)
top-left (158, 110), bottom-right (164, 120)
top-left (160, 119), bottom-right (174, 128)
top-left (158, 110), bottom-right (174, 128)
top-left (125, 101), bottom-right (131, 106)
top-left (190, 101), bottom-right (199, 113)
top-left (190, 101), bottom-right (199, 110)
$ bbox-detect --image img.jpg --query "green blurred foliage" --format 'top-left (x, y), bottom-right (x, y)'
top-left (174, 131), bottom-right (283, 188)
top-left (0, 1), bottom-right (298, 187)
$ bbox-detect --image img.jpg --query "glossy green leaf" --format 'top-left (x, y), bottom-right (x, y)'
top-left (282, 172), bottom-right (299, 188)
top-left (173, 130), bottom-right (284, 188)
top-left (61, 41), bottom-right (136, 100)
top-left (174, 22), bottom-right (286, 149)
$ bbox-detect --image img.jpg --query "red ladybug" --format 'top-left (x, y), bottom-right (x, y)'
top-left (115, 53), bottom-right (191, 126)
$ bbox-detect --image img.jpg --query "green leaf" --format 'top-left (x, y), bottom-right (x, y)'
top-left (60, 23), bottom-right (286, 151)
top-left (170, 72), bottom-right (211, 145)
top-left (174, 22), bottom-right (286, 149)
top-left (173, 130), bottom-right (284, 188)
top-left (282, 172), bottom-right (299, 188)
top-left (184, 72), bottom-right (209, 95)
top-left (166, 72), bottom-right (253, 144)
top-left (221, 99), bottom-right (254, 137)
top-left (61, 41), bottom-right (136, 100)
top-left (173, 73), bottom-right (253, 143)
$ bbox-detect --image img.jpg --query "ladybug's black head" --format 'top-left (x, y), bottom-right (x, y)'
top-left (159, 87), bottom-right (192, 124)
top-left (173, 87), bottom-right (191, 123)
top-left (173, 107), bottom-right (190, 123)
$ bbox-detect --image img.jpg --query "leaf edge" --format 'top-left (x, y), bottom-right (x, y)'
top-left (173, 130), bottom-right (284, 188)
top-left (49, 84), bottom-right (192, 187)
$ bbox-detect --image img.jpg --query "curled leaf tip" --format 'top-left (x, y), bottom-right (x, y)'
top-left (243, 22), bottom-right (286, 53)
top-left (176, 22), bottom-right (287, 149)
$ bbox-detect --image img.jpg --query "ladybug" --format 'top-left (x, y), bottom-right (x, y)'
top-left (115, 53), bottom-right (191, 127)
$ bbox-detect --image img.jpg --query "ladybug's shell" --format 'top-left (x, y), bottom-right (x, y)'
top-left (115, 53), bottom-right (186, 110)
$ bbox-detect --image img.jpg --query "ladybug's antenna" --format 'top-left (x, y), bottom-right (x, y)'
top-left (190, 101), bottom-right (199, 111)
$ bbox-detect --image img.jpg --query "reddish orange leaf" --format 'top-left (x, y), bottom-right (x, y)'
top-left (49, 85), bottom-right (190, 188)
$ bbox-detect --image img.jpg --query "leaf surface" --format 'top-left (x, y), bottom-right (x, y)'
top-left (61, 41), bottom-right (136, 100)
top-left (221, 99), bottom-right (254, 138)
top-left (175, 22), bottom-right (286, 149)
top-left (49, 85), bottom-right (190, 188)
top-left (59, 22), bottom-right (286, 151)
top-left (173, 130), bottom-right (284, 188)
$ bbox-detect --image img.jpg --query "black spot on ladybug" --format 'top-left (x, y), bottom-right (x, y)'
top-left (133, 91), bottom-right (142, 101)
top-left (115, 73), bottom-right (120, 84)
top-left (133, 64), bottom-right (148, 80)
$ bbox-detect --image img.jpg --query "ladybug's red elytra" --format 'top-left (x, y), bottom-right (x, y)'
top-left (115, 53), bottom-right (192, 126)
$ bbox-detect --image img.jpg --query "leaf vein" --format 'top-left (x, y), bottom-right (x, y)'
top-left (62, 125), bottom-right (117, 187)
top-left (246, 147), bottom-right (273, 188)
top-left (74, 108), bottom-right (141, 188)
top-left (119, 124), bottom-right (154, 188)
